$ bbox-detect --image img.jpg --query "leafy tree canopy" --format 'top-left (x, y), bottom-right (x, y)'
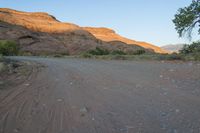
top-left (173, 0), bottom-right (200, 38)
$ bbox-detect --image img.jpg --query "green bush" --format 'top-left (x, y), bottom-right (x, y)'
top-left (0, 40), bottom-right (18, 56)
top-left (53, 52), bottom-right (69, 58)
top-left (157, 53), bottom-right (182, 60)
top-left (88, 47), bottom-right (110, 55)
top-left (180, 41), bottom-right (200, 54)
top-left (110, 55), bottom-right (128, 60)
top-left (179, 41), bottom-right (200, 60)
top-left (111, 50), bottom-right (126, 55)
top-left (166, 54), bottom-right (182, 60)
top-left (80, 53), bottom-right (92, 58)
top-left (129, 49), bottom-right (146, 55)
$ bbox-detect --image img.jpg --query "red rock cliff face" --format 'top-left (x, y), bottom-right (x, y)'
top-left (83, 27), bottom-right (167, 53)
top-left (0, 8), bottom-right (167, 54)
top-left (0, 8), bottom-right (82, 33)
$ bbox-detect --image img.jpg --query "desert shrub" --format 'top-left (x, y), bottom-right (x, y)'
top-left (157, 53), bottom-right (182, 60)
top-left (111, 50), bottom-right (126, 55)
top-left (81, 53), bottom-right (92, 58)
top-left (194, 53), bottom-right (200, 60)
top-left (0, 54), bottom-right (3, 61)
top-left (88, 47), bottom-right (109, 55)
top-left (166, 54), bottom-right (182, 60)
top-left (180, 41), bottom-right (200, 54)
top-left (53, 52), bottom-right (69, 57)
top-left (129, 49), bottom-right (146, 55)
top-left (110, 55), bottom-right (127, 60)
top-left (53, 54), bottom-right (64, 58)
top-left (0, 40), bottom-right (18, 56)
top-left (179, 41), bottom-right (200, 60)
top-left (18, 51), bottom-right (33, 56)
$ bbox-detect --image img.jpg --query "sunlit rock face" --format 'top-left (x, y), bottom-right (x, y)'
top-left (84, 27), bottom-right (168, 53)
top-left (0, 8), bottom-right (167, 54)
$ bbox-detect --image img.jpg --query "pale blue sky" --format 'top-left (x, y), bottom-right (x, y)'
top-left (0, 0), bottom-right (198, 46)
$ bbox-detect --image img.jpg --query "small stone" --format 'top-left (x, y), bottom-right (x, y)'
top-left (16, 77), bottom-right (21, 80)
top-left (163, 92), bottom-right (168, 95)
top-left (173, 129), bottom-right (178, 133)
top-left (80, 107), bottom-right (88, 113)
top-left (92, 117), bottom-right (95, 121)
top-left (24, 83), bottom-right (30, 86)
top-left (103, 87), bottom-right (108, 90)
top-left (175, 109), bottom-right (180, 113)
top-left (120, 128), bottom-right (127, 132)
top-left (57, 99), bottom-right (63, 102)
top-left (160, 75), bottom-right (163, 78)
top-left (13, 128), bottom-right (19, 132)
top-left (136, 84), bottom-right (142, 88)
top-left (80, 107), bottom-right (88, 116)
top-left (161, 124), bottom-right (167, 129)
top-left (171, 79), bottom-right (176, 83)
top-left (161, 112), bottom-right (167, 117)
top-left (70, 82), bottom-right (73, 85)
top-left (71, 106), bottom-right (77, 109)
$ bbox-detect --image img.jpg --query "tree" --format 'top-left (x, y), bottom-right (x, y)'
top-left (173, 0), bottom-right (200, 38)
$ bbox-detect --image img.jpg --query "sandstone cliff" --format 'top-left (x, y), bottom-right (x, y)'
top-left (0, 8), bottom-right (167, 55)
top-left (84, 27), bottom-right (166, 53)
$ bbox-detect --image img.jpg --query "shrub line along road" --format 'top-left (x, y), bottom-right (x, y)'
top-left (0, 56), bottom-right (200, 133)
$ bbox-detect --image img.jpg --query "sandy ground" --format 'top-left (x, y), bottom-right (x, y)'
top-left (0, 56), bottom-right (200, 133)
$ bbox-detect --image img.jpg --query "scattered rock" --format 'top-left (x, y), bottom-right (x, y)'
top-left (103, 87), bottom-right (108, 90)
top-left (80, 107), bottom-right (88, 116)
top-left (161, 112), bottom-right (168, 117)
top-left (163, 92), bottom-right (168, 95)
top-left (55, 78), bottom-right (59, 81)
top-left (175, 109), bottom-right (180, 113)
top-left (71, 106), bottom-right (77, 109)
top-left (136, 84), bottom-right (142, 88)
top-left (57, 99), bottom-right (63, 102)
top-left (161, 124), bottom-right (167, 130)
top-left (24, 83), bottom-right (30, 86)
top-left (13, 128), bottom-right (20, 132)
top-left (171, 79), bottom-right (176, 83)
top-left (173, 129), bottom-right (178, 133)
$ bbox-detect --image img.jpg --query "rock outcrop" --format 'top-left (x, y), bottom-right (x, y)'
top-left (84, 27), bottom-right (167, 53)
top-left (0, 8), bottom-right (167, 55)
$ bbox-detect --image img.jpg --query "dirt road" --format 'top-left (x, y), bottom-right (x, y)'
top-left (1, 57), bottom-right (200, 133)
